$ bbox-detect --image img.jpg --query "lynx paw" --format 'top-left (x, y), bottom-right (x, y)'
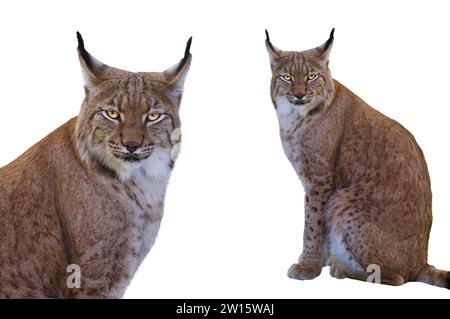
top-left (329, 262), bottom-right (347, 279)
top-left (287, 262), bottom-right (322, 280)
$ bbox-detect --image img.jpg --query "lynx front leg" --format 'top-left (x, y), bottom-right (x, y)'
top-left (288, 185), bottom-right (333, 280)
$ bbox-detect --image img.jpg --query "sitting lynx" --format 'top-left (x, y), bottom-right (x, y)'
top-left (265, 29), bottom-right (449, 288)
top-left (0, 33), bottom-right (192, 298)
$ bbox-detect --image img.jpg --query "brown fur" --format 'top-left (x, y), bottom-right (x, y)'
top-left (0, 33), bottom-right (192, 298)
top-left (266, 29), bottom-right (449, 288)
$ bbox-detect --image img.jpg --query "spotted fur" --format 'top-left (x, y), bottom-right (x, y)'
top-left (266, 29), bottom-right (449, 288)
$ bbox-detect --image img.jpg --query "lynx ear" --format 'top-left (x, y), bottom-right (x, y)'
top-left (77, 32), bottom-right (109, 90)
top-left (265, 29), bottom-right (282, 70)
top-left (163, 37), bottom-right (192, 104)
top-left (315, 28), bottom-right (335, 62)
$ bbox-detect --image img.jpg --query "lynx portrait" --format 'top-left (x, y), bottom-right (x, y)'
top-left (265, 29), bottom-right (449, 288)
top-left (0, 33), bottom-right (192, 298)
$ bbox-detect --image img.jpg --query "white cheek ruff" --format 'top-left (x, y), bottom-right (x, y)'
top-left (275, 96), bottom-right (301, 132)
top-left (140, 148), bottom-right (172, 180)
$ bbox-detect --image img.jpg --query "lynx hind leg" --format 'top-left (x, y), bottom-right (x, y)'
top-left (327, 207), bottom-right (406, 286)
top-left (329, 257), bottom-right (405, 286)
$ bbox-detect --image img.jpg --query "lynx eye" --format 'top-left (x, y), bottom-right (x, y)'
top-left (147, 112), bottom-right (161, 122)
top-left (280, 74), bottom-right (293, 82)
top-left (307, 73), bottom-right (318, 81)
top-left (103, 110), bottom-right (120, 121)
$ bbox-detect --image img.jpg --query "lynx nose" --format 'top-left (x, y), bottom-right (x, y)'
top-left (124, 141), bottom-right (140, 154)
top-left (294, 93), bottom-right (306, 100)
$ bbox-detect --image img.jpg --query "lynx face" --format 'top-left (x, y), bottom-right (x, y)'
top-left (78, 75), bottom-right (179, 176)
top-left (266, 29), bottom-right (335, 117)
top-left (75, 33), bottom-right (191, 179)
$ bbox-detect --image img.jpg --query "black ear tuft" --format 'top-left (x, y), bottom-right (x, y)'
top-left (174, 36), bottom-right (192, 75)
top-left (76, 31), bottom-right (85, 50)
top-left (76, 31), bottom-right (95, 71)
top-left (164, 36), bottom-right (193, 90)
top-left (265, 29), bottom-right (279, 56)
top-left (184, 36), bottom-right (192, 59)
top-left (323, 28), bottom-right (335, 52)
top-left (265, 29), bottom-right (271, 43)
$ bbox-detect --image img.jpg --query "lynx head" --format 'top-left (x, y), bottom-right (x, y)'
top-left (266, 29), bottom-right (335, 117)
top-left (75, 32), bottom-right (191, 180)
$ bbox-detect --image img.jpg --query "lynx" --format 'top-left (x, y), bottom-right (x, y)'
top-left (0, 33), bottom-right (192, 298)
top-left (265, 29), bottom-right (449, 288)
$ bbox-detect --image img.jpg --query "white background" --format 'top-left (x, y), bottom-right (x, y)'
top-left (0, 0), bottom-right (449, 299)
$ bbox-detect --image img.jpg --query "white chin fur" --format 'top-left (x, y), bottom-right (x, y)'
top-left (103, 148), bottom-right (172, 181)
top-left (275, 96), bottom-right (316, 118)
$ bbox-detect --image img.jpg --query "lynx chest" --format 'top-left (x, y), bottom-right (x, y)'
top-left (276, 102), bottom-right (333, 188)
